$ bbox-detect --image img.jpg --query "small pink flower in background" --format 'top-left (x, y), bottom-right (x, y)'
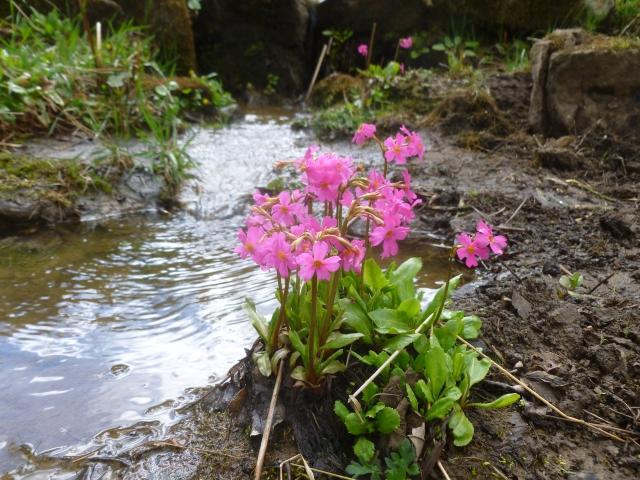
top-left (370, 215), bottom-right (410, 258)
top-left (352, 123), bottom-right (376, 145)
top-left (383, 134), bottom-right (408, 165)
top-left (476, 220), bottom-right (508, 255)
top-left (399, 37), bottom-right (413, 49)
top-left (357, 44), bottom-right (368, 57)
top-left (297, 241), bottom-right (341, 281)
top-left (400, 126), bottom-right (425, 160)
top-left (455, 232), bottom-right (489, 268)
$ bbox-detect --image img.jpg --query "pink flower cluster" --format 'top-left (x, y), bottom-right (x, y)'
top-left (352, 124), bottom-right (425, 165)
top-left (455, 220), bottom-right (508, 268)
top-left (357, 44), bottom-right (368, 57)
top-left (236, 127), bottom-right (425, 280)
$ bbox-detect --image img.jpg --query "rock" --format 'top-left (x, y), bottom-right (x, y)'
top-left (529, 29), bottom-right (640, 138)
top-left (534, 147), bottom-right (584, 170)
top-left (193, 0), bottom-right (310, 95)
top-left (599, 212), bottom-right (636, 240)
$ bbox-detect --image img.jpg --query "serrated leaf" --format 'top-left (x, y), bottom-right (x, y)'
top-left (354, 437), bottom-right (375, 463)
top-left (334, 400), bottom-right (350, 421)
top-left (363, 383), bottom-right (379, 405)
top-left (406, 384), bottom-right (419, 412)
top-left (375, 406), bottom-right (401, 434)
top-left (469, 393), bottom-right (521, 409)
top-left (370, 308), bottom-right (412, 334)
top-left (345, 412), bottom-right (374, 435)
top-left (287, 329), bottom-right (306, 359)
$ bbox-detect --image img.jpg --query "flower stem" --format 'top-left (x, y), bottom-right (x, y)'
top-left (270, 275), bottom-right (289, 351)
top-left (308, 275), bottom-right (318, 381)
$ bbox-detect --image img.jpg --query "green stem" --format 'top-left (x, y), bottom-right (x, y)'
top-left (321, 270), bottom-right (342, 345)
top-left (308, 276), bottom-right (318, 381)
top-left (270, 276), bottom-right (289, 351)
top-left (360, 217), bottom-right (371, 296)
top-left (432, 247), bottom-right (456, 330)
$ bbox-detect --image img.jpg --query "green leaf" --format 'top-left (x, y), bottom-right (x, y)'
top-left (398, 298), bottom-right (421, 318)
top-left (270, 347), bottom-right (289, 374)
top-left (363, 383), bottom-right (379, 405)
top-left (287, 329), bottom-right (306, 359)
top-left (383, 333), bottom-right (421, 352)
top-left (320, 359), bottom-right (347, 375)
top-left (426, 398), bottom-right (455, 420)
top-left (321, 332), bottom-right (364, 351)
top-left (461, 315), bottom-right (482, 339)
top-left (291, 365), bottom-right (307, 382)
top-left (375, 406), bottom-right (401, 434)
top-left (467, 356), bottom-right (491, 388)
top-left (363, 258), bottom-right (388, 291)
top-left (419, 275), bottom-right (462, 323)
top-left (370, 308), bottom-right (412, 334)
top-left (389, 257), bottom-right (422, 301)
top-left (424, 341), bottom-right (449, 398)
top-left (366, 403), bottom-right (386, 419)
top-left (354, 437), bottom-right (376, 464)
top-left (334, 400), bottom-right (350, 421)
top-left (469, 393), bottom-right (521, 409)
top-left (345, 412), bottom-right (374, 435)
top-left (252, 350), bottom-right (271, 377)
top-left (406, 384), bottom-right (419, 412)
top-left (449, 408), bottom-right (474, 446)
top-left (341, 300), bottom-right (373, 344)
top-left (435, 314), bottom-right (463, 350)
top-left (244, 299), bottom-right (270, 344)
top-left (414, 379), bottom-right (433, 403)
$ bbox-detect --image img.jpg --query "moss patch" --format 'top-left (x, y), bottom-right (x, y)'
top-left (0, 152), bottom-right (111, 207)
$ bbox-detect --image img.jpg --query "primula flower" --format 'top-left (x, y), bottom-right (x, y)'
top-left (297, 241), bottom-right (341, 281)
top-left (235, 227), bottom-right (265, 263)
top-left (272, 191), bottom-right (305, 226)
top-left (352, 123), bottom-right (376, 145)
top-left (399, 37), bottom-right (413, 49)
top-left (475, 220), bottom-right (508, 255)
top-left (266, 232), bottom-right (296, 278)
top-left (357, 44), bottom-right (368, 57)
top-left (400, 126), bottom-right (425, 160)
top-left (383, 134), bottom-right (408, 165)
top-left (455, 233), bottom-right (490, 268)
top-left (370, 215), bottom-right (410, 258)
top-left (341, 239), bottom-right (365, 273)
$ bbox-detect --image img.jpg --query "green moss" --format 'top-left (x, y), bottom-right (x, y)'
top-left (310, 103), bottom-right (372, 140)
top-left (0, 152), bottom-right (112, 205)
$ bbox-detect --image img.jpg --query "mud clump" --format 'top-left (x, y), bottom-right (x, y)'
top-left (427, 90), bottom-right (514, 148)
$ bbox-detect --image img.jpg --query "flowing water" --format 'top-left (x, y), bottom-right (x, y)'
top-left (0, 109), bottom-right (454, 476)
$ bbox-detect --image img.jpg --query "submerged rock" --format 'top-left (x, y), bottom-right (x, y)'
top-left (529, 29), bottom-right (640, 138)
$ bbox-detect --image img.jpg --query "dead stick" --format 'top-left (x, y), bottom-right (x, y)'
top-left (457, 336), bottom-right (627, 442)
top-left (290, 463), bottom-right (353, 480)
top-left (254, 360), bottom-right (285, 480)
top-left (587, 272), bottom-right (615, 294)
top-left (437, 460), bottom-right (452, 480)
top-left (366, 22), bottom-right (377, 69)
top-left (305, 41), bottom-right (330, 102)
top-left (503, 196), bottom-right (528, 226)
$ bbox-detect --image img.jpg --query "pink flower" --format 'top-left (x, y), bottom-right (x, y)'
top-left (341, 239), bottom-right (365, 273)
top-left (357, 44), bottom-right (368, 57)
top-left (383, 134), bottom-right (408, 165)
top-left (352, 123), bottom-right (376, 145)
top-left (370, 215), bottom-right (409, 258)
top-left (475, 220), bottom-right (508, 255)
top-left (399, 37), bottom-right (413, 49)
top-left (266, 232), bottom-right (296, 278)
top-left (455, 233), bottom-right (490, 268)
top-left (400, 126), bottom-right (425, 160)
top-left (304, 152), bottom-right (354, 202)
top-left (297, 241), bottom-right (341, 281)
top-left (235, 227), bottom-right (265, 264)
top-left (272, 191), bottom-right (304, 226)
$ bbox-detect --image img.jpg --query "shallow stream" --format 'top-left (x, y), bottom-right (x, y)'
top-left (0, 109), bottom-right (453, 476)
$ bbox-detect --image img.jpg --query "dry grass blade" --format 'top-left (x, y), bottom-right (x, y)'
top-left (437, 460), bottom-right (452, 480)
top-left (255, 360), bottom-right (285, 480)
